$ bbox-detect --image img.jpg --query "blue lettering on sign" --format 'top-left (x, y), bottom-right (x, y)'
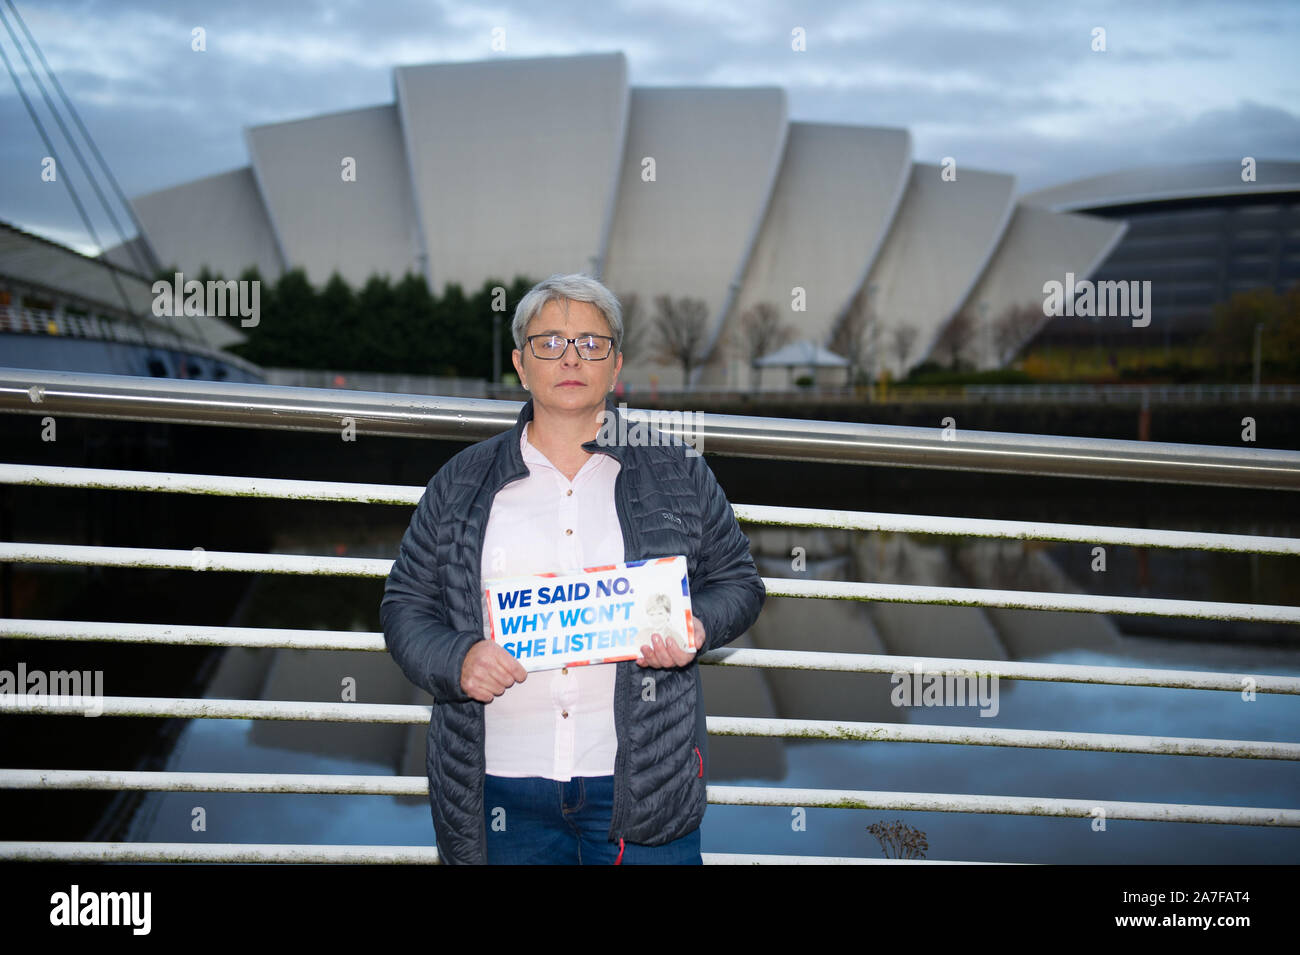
top-left (499, 610), bottom-right (556, 635)
top-left (496, 589), bottom-right (532, 610)
top-left (546, 628), bottom-right (639, 656)
top-left (503, 638), bottom-right (548, 659)
top-left (537, 582), bottom-right (591, 604)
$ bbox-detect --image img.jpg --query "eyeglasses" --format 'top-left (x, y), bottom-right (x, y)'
top-left (526, 334), bottom-right (615, 360)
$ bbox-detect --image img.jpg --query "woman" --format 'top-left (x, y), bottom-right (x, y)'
top-left (381, 273), bottom-right (765, 864)
top-left (634, 593), bottom-right (687, 652)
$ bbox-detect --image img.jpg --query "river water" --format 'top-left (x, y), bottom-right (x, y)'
top-left (110, 433), bottom-right (1299, 864)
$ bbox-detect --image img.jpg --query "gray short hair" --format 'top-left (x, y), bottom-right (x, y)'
top-left (511, 273), bottom-right (624, 356)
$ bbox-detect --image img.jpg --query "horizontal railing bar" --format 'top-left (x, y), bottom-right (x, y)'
top-left (0, 842), bottom-right (990, 864)
top-left (733, 503), bottom-right (1300, 556)
top-left (0, 841), bottom-right (446, 864)
top-left (0, 542), bottom-right (390, 576)
top-left (701, 852), bottom-right (986, 864)
top-left (0, 463), bottom-right (421, 506)
top-left (3, 701), bottom-right (1294, 759)
top-left (0, 619), bottom-right (383, 650)
top-left (702, 647), bottom-right (1300, 693)
top-left (0, 771), bottom-right (1291, 826)
top-left (767, 577), bottom-right (1300, 624)
top-left (3, 368), bottom-right (1299, 489)
top-left (0, 768), bottom-right (418, 793)
top-left (705, 786), bottom-right (1300, 827)
top-left (5, 542), bottom-right (1295, 622)
top-left (0, 696), bottom-right (422, 723)
top-left (703, 716), bottom-right (1300, 760)
top-left (5, 463), bottom-right (1297, 556)
top-left (5, 619), bottom-right (1297, 694)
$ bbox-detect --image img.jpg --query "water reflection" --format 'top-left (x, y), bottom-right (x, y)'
top-left (126, 523), bottom-right (1300, 861)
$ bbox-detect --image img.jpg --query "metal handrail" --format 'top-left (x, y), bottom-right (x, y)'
top-left (2, 373), bottom-right (1298, 863)
top-left (4, 620), bottom-right (1298, 694)
top-left (4, 463), bottom-right (1299, 554)
top-left (3, 368), bottom-right (1300, 488)
top-left (4, 540), bottom-right (1298, 622)
top-left (3, 698), bottom-right (1297, 760)
top-left (0, 842), bottom-right (978, 865)
top-left (1, 771), bottom-right (1295, 827)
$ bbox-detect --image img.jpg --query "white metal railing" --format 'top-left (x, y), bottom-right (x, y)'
top-left (3, 539), bottom-right (1297, 623)
top-left (3, 698), bottom-right (1298, 761)
top-left (1, 373), bottom-right (1298, 864)
top-left (4, 619), bottom-right (1299, 693)
top-left (615, 382), bottom-right (1300, 402)
top-left (0, 841), bottom-right (973, 865)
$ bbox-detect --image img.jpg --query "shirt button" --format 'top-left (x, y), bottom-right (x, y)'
top-left (566, 489), bottom-right (573, 496)
top-left (565, 528), bottom-right (573, 535)
top-left (561, 710), bottom-right (569, 719)
top-left (562, 667), bottom-right (568, 675)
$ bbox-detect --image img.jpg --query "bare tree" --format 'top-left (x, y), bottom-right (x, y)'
top-left (992, 301), bottom-right (1047, 366)
top-left (888, 324), bottom-right (919, 376)
top-left (615, 291), bottom-right (648, 362)
top-left (735, 301), bottom-right (794, 388)
top-left (932, 309), bottom-right (977, 369)
top-left (829, 285), bottom-right (879, 386)
top-left (652, 294), bottom-right (713, 387)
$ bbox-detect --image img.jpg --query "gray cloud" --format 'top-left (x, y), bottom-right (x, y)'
top-left (2, 0), bottom-right (1296, 251)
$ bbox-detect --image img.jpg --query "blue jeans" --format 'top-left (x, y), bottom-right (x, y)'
top-left (482, 773), bottom-right (703, 865)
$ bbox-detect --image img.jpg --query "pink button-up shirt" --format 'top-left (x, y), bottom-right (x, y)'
top-left (480, 421), bottom-right (624, 779)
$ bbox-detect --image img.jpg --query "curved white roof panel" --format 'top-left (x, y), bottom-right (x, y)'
top-left (395, 52), bottom-right (629, 295)
top-left (700, 122), bottom-right (910, 387)
top-left (864, 163), bottom-right (1016, 372)
top-left (132, 167), bottom-right (284, 280)
top-left (1020, 159), bottom-right (1300, 213)
top-left (246, 104), bottom-right (420, 287)
top-left (600, 86), bottom-right (788, 387)
top-left (956, 205), bottom-right (1127, 368)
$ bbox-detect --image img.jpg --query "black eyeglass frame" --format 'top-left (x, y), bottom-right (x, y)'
top-left (525, 334), bottom-right (616, 360)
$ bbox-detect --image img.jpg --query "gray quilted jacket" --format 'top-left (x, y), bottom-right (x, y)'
top-left (380, 395), bottom-right (766, 864)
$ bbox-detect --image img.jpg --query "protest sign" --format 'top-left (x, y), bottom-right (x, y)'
top-left (483, 556), bottom-right (693, 672)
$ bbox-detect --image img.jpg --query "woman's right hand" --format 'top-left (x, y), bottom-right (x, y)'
top-left (460, 641), bottom-right (528, 702)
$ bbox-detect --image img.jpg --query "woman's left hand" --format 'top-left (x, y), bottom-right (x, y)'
top-left (637, 616), bottom-right (705, 669)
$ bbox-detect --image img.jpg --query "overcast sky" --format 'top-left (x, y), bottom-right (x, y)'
top-left (2, 0), bottom-right (1297, 255)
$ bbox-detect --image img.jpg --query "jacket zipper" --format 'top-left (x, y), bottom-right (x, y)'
top-left (476, 456), bottom-right (530, 863)
top-left (608, 461), bottom-right (634, 843)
